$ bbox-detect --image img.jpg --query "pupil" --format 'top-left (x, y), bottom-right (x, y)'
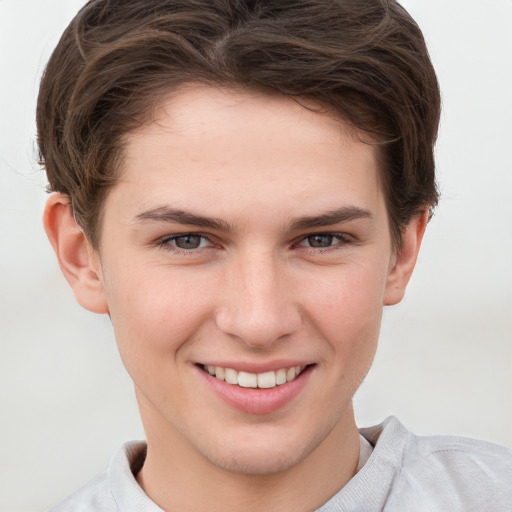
top-left (308, 234), bottom-right (333, 248)
top-left (176, 235), bottom-right (201, 249)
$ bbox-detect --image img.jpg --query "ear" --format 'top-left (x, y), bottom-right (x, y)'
top-left (384, 211), bottom-right (428, 306)
top-left (43, 193), bottom-right (109, 314)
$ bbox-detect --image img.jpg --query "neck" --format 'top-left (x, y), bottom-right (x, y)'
top-left (136, 401), bottom-right (360, 512)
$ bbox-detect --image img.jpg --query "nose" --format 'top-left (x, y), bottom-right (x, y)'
top-left (215, 250), bottom-right (302, 348)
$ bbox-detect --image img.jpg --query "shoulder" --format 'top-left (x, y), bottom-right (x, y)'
top-left (47, 441), bottom-right (151, 512)
top-left (47, 470), bottom-right (115, 512)
top-left (402, 424), bottom-right (512, 484)
top-left (369, 417), bottom-right (512, 511)
top-left (406, 430), bottom-right (512, 501)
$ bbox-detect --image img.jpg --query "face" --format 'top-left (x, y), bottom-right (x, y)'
top-left (89, 86), bottom-right (408, 475)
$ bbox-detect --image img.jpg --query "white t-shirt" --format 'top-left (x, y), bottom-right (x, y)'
top-left (48, 417), bottom-right (512, 512)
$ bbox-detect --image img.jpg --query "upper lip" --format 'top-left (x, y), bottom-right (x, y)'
top-left (197, 360), bottom-right (313, 373)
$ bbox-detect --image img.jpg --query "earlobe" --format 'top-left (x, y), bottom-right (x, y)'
top-left (43, 193), bottom-right (109, 314)
top-left (383, 211), bottom-right (428, 306)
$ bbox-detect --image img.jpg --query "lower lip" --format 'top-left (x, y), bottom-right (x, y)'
top-left (196, 365), bottom-right (313, 415)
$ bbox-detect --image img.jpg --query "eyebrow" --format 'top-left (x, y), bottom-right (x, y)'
top-left (134, 206), bottom-right (231, 231)
top-left (289, 206), bottom-right (373, 230)
top-left (134, 205), bottom-right (373, 232)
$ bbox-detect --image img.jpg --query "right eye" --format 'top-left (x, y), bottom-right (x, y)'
top-left (160, 233), bottom-right (213, 251)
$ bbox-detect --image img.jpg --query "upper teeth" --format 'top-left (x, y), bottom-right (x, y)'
top-left (204, 365), bottom-right (304, 388)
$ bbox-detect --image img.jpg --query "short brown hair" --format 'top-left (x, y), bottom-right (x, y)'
top-left (37, 0), bottom-right (441, 249)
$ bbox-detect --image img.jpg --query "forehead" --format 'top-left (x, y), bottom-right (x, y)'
top-left (112, 85), bottom-right (386, 225)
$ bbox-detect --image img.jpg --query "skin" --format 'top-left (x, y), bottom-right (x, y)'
top-left (44, 85), bottom-right (427, 511)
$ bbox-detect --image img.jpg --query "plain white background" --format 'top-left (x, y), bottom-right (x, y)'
top-left (1, 1), bottom-right (511, 510)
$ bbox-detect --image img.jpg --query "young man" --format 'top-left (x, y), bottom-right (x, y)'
top-left (38, 0), bottom-right (511, 510)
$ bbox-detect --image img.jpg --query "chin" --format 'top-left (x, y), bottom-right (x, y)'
top-left (206, 446), bottom-right (305, 476)
top-left (198, 424), bottom-right (327, 476)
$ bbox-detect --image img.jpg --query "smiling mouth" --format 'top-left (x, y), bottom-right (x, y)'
top-left (200, 364), bottom-right (307, 389)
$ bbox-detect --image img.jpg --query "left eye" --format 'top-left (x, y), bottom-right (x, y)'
top-left (298, 233), bottom-right (348, 249)
top-left (161, 234), bottom-right (210, 250)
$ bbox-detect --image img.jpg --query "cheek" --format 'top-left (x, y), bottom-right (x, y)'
top-left (103, 265), bottom-right (216, 362)
top-left (303, 263), bottom-right (388, 356)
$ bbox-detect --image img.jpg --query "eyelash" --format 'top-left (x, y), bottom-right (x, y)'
top-left (159, 233), bottom-right (215, 253)
top-left (296, 232), bottom-right (352, 251)
top-left (157, 232), bottom-right (353, 253)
